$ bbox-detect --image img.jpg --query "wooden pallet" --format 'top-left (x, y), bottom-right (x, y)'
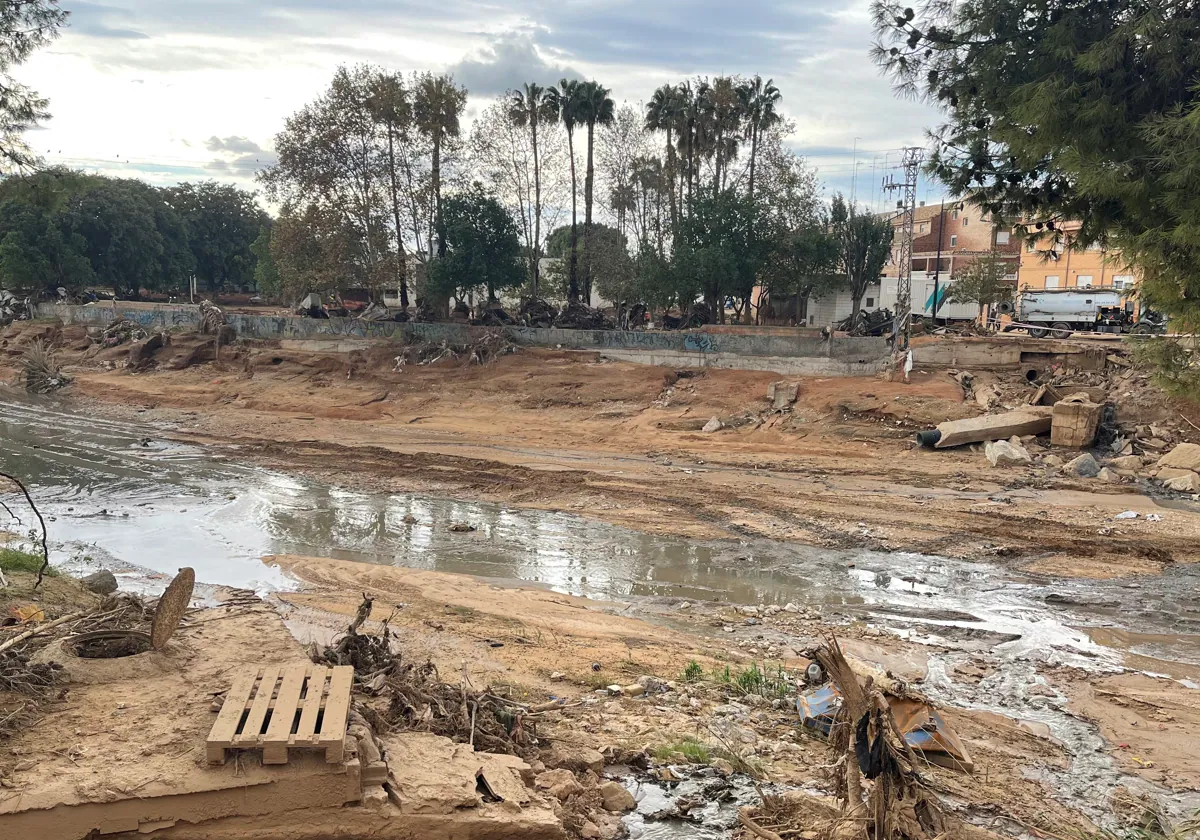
top-left (206, 664), bottom-right (353, 765)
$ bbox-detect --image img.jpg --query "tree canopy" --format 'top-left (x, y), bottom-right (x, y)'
top-left (831, 194), bottom-right (893, 321)
top-left (872, 0), bottom-right (1200, 328)
top-left (165, 181), bottom-right (266, 294)
top-left (427, 183), bottom-right (524, 303)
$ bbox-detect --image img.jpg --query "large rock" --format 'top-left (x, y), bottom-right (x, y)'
top-left (1156, 467), bottom-right (1196, 482)
top-left (598, 780), bottom-right (636, 812)
top-left (534, 768), bottom-right (582, 801)
top-left (82, 569), bottom-right (118, 595)
top-left (702, 417), bottom-right (722, 433)
top-left (1096, 467), bottom-right (1121, 483)
top-left (1107, 455), bottom-right (1144, 474)
top-left (985, 439), bottom-right (1032, 467)
top-left (1163, 471), bottom-right (1200, 493)
top-left (540, 741), bottom-right (605, 774)
top-left (1158, 443), bottom-right (1200, 472)
top-left (1063, 453), bottom-right (1101, 478)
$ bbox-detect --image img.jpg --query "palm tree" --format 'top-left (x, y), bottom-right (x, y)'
top-left (507, 82), bottom-right (559, 297)
top-left (675, 80), bottom-right (707, 216)
top-left (703, 76), bottom-right (744, 193)
top-left (576, 80), bottom-right (615, 302)
top-left (367, 72), bottom-right (413, 308)
top-left (644, 84), bottom-right (682, 240)
top-left (632, 154), bottom-right (663, 254)
top-left (546, 79), bottom-right (582, 301)
top-left (413, 73), bottom-right (467, 260)
top-left (740, 75), bottom-right (782, 199)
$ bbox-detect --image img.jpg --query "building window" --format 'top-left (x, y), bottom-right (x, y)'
top-left (1045, 275), bottom-right (1060, 288)
top-left (919, 223), bottom-right (927, 233)
top-left (962, 216), bottom-right (969, 226)
top-left (951, 208), bottom-right (959, 220)
top-left (1077, 275), bottom-right (1093, 287)
top-left (949, 235), bottom-right (958, 247)
top-left (865, 298), bottom-right (875, 308)
top-left (1112, 274), bottom-right (1135, 289)
top-left (996, 231), bottom-right (1010, 245)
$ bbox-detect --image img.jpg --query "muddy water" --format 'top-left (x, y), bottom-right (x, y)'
top-left (4, 397), bottom-right (1200, 823)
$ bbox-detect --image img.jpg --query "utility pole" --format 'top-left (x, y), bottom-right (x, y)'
top-left (883, 147), bottom-right (922, 349)
top-left (850, 137), bottom-right (861, 205)
top-left (931, 197), bottom-right (946, 322)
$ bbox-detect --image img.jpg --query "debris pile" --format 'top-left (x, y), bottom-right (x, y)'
top-left (476, 302), bottom-right (515, 326)
top-left (838, 307), bottom-right (894, 337)
top-left (0, 290), bottom-right (29, 327)
top-left (99, 318), bottom-right (147, 348)
top-left (518, 297), bottom-right (556, 328)
top-left (21, 340), bottom-right (69, 393)
top-left (555, 300), bottom-right (613, 330)
top-left (392, 329), bottom-right (518, 370)
top-left (662, 302), bottom-right (713, 330)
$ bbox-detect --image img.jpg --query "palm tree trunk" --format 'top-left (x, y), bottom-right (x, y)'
top-left (386, 126), bottom-right (409, 309)
top-left (433, 134), bottom-right (445, 259)
top-left (748, 123), bottom-right (759, 200)
top-left (567, 127), bottom-right (579, 302)
top-left (685, 126), bottom-right (693, 215)
top-left (531, 116), bottom-right (541, 298)
top-left (583, 120), bottom-right (595, 304)
top-left (665, 128), bottom-right (678, 238)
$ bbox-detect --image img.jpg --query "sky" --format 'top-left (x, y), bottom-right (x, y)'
top-left (19, 0), bottom-right (950, 212)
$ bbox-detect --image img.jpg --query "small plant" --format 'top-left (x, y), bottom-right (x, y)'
top-left (650, 738), bottom-right (712, 764)
top-left (717, 662), bottom-right (793, 698)
top-left (682, 660), bottom-right (704, 683)
top-left (22, 340), bottom-right (68, 394)
top-left (0, 547), bottom-right (54, 575)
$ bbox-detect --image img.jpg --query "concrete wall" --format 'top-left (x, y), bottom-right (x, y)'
top-left (36, 302), bottom-right (890, 375)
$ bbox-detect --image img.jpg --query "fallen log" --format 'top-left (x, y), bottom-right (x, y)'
top-left (916, 406), bottom-right (1053, 448)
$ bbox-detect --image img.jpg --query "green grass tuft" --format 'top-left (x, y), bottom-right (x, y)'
top-left (0, 547), bottom-right (53, 575)
top-left (650, 738), bottom-right (712, 764)
top-left (681, 660), bottom-right (704, 683)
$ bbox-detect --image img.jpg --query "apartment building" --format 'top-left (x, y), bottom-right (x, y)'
top-left (1017, 220), bottom-right (1138, 291)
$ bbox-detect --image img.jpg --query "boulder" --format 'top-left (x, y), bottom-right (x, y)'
top-left (622, 683), bottom-right (645, 697)
top-left (1158, 443), bottom-right (1200, 472)
top-left (534, 769), bottom-right (582, 801)
top-left (541, 742), bottom-right (605, 775)
top-left (1063, 453), bottom-right (1101, 478)
top-left (985, 439), bottom-right (1033, 467)
top-left (82, 569), bottom-right (118, 595)
top-left (1156, 467), bottom-right (1195, 482)
top-left (1042, 454), bottom-right (1065, 468)
top-left (1107, 455), bottom-right (1144, 473)
top-left (1163, 471), bottom-right (1200, 493)
top-left (1096, 467), bottom-right (1121, 483)
top-left (702, 417), bottom-right (722, 433)
top-left (598, 780), bottom-right (636, 812)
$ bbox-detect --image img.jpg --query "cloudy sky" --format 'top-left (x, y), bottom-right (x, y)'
top-left (20, 0), bottom-right (948, 210)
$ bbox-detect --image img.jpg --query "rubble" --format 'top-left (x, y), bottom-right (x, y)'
top-left (1163, 472), bottom-right (1200, 493)
top-left (99, 318), bottom-right (147, 348)
top-left (1050, 394), bottom-right (1103, 448)
top-left (1063, 453), bottom-right (1101, 478)
top-left (767, 381), bottom-right (800, 410)
top-left (984, 439), bottom-right (1032, 467)
top-left (917, 406), bottom-right (1053, 448)
top-left (1158, 443), bottom-right (1200, 472)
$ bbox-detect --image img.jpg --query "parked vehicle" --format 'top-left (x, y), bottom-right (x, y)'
top-left (1000, 287), bottom-right (1164, 338)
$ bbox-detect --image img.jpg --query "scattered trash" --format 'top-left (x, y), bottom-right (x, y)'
top-left (796, 683), bottom-right (841, 736)
top-left (1115, 511), bottom-right (1139, 520)
top-left (888, 696), bottom-right (975, 773)
top-left (1147, 514), bottom-right (1163, 522)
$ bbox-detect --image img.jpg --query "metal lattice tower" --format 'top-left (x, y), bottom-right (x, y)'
top-left (883, 147), bottom-right (923, 349)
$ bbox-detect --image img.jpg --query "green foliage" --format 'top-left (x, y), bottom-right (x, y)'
top-left (0, 547), bottom-right (52, 575)
top-left (0, 0), bottom-right (66, 171)
top-left (164, 181), bottom-right (265, 294)
top-left (427, 183), bottom-right (524, 303)
top-left (1129, 337), bottom-right (1200, 400)
top-left (250, 224), bottom-right (280, 299)
top-left (681, 660), bottom-right (704, 683)
top-left (649, 738), bottom-right (712, 764)
top-left (676, 187), bottom-right (772, 317)
top-left (715, 661), bottom-right (792, 698)
top-left (831, 193), bottom-right (893, 318)
top-left (947, 251), bottom-right (1014, 316)
top-left (270, 202), bottom-right (359, 302)
top-left (871, 0), bottom-right (1200, 331)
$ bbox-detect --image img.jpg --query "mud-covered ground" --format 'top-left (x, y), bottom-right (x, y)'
top-left (7, 319), bottom-right (1198, 580)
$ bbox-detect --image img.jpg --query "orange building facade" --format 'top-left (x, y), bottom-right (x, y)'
top-left (1017, 221), bottom-right (1139, 291)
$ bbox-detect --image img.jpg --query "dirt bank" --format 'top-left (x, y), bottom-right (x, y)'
top-left (6, 320), bottom-right (1198, 579)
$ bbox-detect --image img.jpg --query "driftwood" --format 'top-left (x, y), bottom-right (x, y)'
top-left (0, 610), bottom-right (86, 654)
top-left (0, 471), bottom-right (51, 586)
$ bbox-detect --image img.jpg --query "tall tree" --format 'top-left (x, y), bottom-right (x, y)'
top-left (644, 84), bottom-right (682, 239)
top-left (545, 79), bottom-right (582, 301)
top-left (576, 81), bottom-right (615, 302)
top-left (739, 75), bottom-right (781, 199)
top-left (164, 181), bottom-right (265, 294)
top-left (0, 0), bottom-right (67, 171)
top-left (427, 182), bottom-right (524, 304)
top-left (831, 193), bottom-right (893, 324)
top-left (250, 223), bottom-right (280, 300)
top-left (367, 71), bottom-right (414, 308)
top-left (413, 73), bottom-right (467, 260)
top-left (871, 0), bottom-right (1200, 331)
top-left (702, 76), bottom-right (743, 193)
top-left (506, 83), bottom-right (559, 296)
